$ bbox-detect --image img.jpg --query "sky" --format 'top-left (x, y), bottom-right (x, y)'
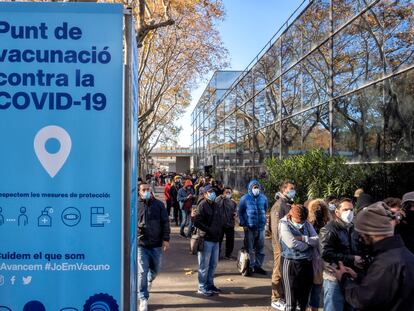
top-left (175, 0), bottom-right (304, 147)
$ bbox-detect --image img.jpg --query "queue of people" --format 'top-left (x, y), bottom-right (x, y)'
top-left (138, 173), bottom-right (414, 311)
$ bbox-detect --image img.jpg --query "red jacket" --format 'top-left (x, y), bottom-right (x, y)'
top-left (164, 183), bottom-right (171, 201)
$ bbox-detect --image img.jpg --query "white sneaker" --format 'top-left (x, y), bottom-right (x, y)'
top-left (139, 299), bottom-right (148, 311)
top-left (271, 299), bottom-right (286, 310)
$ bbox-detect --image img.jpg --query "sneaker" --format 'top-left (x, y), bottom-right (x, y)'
top-left (139, 299), bottom-right (148, 311)
top-left (209, 285), bottom-right (222, 294)
top-left (271, 299), bottom-right (286, 310)
top-left (197, 289), bottom-right (214, 297)
top-left (254, 267), bottom-right (267, 275)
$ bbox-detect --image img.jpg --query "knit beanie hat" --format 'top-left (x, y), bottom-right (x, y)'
top-left (401, 191), bottom-right (414, 206)
top-left (183, 179), bottom-right (193, 187)
top-left (355, 202), bottom-right (394, 236)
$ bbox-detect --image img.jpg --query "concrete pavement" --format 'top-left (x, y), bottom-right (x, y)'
top-left (147, 186), bottom-right (274, 311)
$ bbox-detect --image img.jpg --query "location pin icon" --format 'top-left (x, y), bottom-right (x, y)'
top-left (34, 125), bottom-right (72, 178)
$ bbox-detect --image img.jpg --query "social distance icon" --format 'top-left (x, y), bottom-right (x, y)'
top-left (34, 126), bottom-right (72, 178)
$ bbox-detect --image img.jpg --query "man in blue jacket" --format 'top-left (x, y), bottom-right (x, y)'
top-left (238, 179), bottom-right (269, 276)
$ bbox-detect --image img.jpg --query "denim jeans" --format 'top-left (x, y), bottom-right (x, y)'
top-left (187, 217), bottom-right (194, 237)
top-left (138, 246), bottom-right (162, 300)
top-left (309, 283), bottom-right (323, 308)
top-left (323, 279), bottom-right (354, 311)
top-left (245, 228), bottom-right (265, 269)
top-left (198, 240), bottom-right (219, 291)
top-left (180, 208), bottom-right (189, 235)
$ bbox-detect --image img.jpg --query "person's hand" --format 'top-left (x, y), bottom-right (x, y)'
top-left (328, 261), bottom-right (357, 281)
top-left (162, 241), bottom-right (170, 252)
top-left (341, 261), bottom-right (357, 278)
top-left (354, 255), bottom-right (364, 268)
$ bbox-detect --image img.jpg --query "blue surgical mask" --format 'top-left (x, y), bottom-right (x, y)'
top-left (207, 192), bottom-right (216, 202)
top-left (252, 188), bottom-right (260, 196)
top-left (287, 189), bottom-right (296, 199)
top-left (292, 221), bottom-right (304, 229)
top-left (328, 203), bottom-right (336, 211)
top-left (142, 191), bottom-right (151, 200)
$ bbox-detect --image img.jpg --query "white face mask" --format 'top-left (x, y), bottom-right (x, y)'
top-left (341, 210), bottom-right (354, 223)
top-left (225, 193), bottom-right (232, 199)
top-left (252, 188), bottom-right (260, 196)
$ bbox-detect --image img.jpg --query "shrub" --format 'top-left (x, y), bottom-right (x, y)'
top-left (261, 149), bottom-right (365, 204)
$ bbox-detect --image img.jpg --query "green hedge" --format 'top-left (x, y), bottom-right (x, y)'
top-left (261, 149), bottom-right (365, 204)
top-left (261, 149), bottom-right (414, 205)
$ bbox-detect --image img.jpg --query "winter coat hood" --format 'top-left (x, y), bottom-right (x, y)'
top-left (247, 179), bottom-right (261, 196)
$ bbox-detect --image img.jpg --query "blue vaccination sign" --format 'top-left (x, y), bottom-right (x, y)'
top-left (0, 3), bottom-right (124, 310)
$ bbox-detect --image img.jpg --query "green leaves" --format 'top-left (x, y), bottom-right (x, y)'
top-left (262, 149), bottom-right (365, 204)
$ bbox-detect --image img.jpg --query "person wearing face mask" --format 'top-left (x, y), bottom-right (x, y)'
top-left (279, 204), bottom-right (319, 311)
top-left (137, 182), bottom-right (171, 311)
top-left (320, 198), bottom-right (362, 311)
top-left (307, 199), bottom-right (331, 311)
top-left (194, 185), bottom-right (225, 296)
top-left (177, 179), bottom-right (195, 238)
top-left (395, 191), bottom-right (414, 254)
top-left (331, 202), bottom-right (414, 311)
top-left (270, 180), bottom-right (295, 310)
top-left (238, 180), bottom-right (269, 276)
top-left (216, 186), bottom-right (237, 259)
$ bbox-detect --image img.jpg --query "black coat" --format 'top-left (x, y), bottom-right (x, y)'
top-left (320, 218), bottom-right (361, 267)
top-left (138, 197), bottom-right (170, 248)
top-left (340, 235), bottom-right (414, 311)
top-left (395, 221), bottom-right (414, 255)
top-left (194, 199), bottom-right (224, 242)
top-left (169, 185), bottom-right (180, 208)
top-left (216, 196), bottom-right (236, 228)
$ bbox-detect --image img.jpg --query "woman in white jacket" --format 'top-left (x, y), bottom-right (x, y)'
top-left (278, 204), bottom-right (319, 311)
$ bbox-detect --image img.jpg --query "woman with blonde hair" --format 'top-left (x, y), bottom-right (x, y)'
top-left (307, 199), bottom-right (330, 311)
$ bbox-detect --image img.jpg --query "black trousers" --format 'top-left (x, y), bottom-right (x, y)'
top-left (219, 226), bottom-right (235, 257)
top-left (173, 203), bottom-right (181, 226)
top-left (281, 257), bottom-right (313, 311)
top-left (166, 200), bottom-right (172, 218)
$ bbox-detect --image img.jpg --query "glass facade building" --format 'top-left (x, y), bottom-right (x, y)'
top-left (192, 0), bottom-right (414, 190)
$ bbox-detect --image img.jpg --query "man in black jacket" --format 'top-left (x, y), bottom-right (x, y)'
top-left (169, 176), bottom-right (182, 226)
top-left (216, 186), bottom-right (236, 259)
top-left (194, 184), bottom-right (224, 296)
top-left (332, 202), bottom-right (414, 311)
top-left (320, 198), bottom-right (362, 311)
top-left (137, 182), bottom-right (170, 311)
top-left (395, 191), bottom-right (414, 254)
